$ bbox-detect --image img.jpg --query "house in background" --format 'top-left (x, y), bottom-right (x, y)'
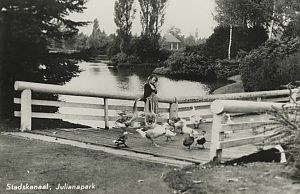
top-left (162, 33), bottom-right (182, 51)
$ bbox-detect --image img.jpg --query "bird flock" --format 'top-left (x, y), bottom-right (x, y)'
top-left (113, 106), bottom-right (208, 151)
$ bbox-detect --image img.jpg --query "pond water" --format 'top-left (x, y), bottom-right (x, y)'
top-left (58, 62), bottom-right (227, 127)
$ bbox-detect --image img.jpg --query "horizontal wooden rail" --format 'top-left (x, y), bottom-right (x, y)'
top-left (14, 98), bottom-right (170, 113)
top-left (262, 96), bottom-right (290, 102)
top-left (211, 100), bottom-right (290, 115)
top-left (220, 134), bottom-right (271, 149)
top-left (14, 111), bottom-right (169, 123)
top-left (209, 99), bottom-right (296, 162)
top-left (14, 81), bottom-right (175, 103)
top-left (221, 121), bottom-right (278, 132)
top-left (15, 81), bottom-right (296, 104)
top-left (177, 88), bottom-right (296, 103)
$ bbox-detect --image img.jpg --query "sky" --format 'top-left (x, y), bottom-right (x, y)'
top-left (69, 0), bottom-right (217, 38)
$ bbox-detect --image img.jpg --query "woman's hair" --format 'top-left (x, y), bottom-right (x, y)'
top-left (148, 74), bottom-right (158, 82)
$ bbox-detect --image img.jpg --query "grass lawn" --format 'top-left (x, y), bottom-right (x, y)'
top-left (164, 162), bottom-right (300, 194)
top-left (0, 135), bottom-right (173, 194)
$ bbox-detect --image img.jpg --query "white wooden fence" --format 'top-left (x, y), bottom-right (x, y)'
top-left (14, 80), bottom-right (299, 130)
top-left (209, 99), bottom-right (297, 161)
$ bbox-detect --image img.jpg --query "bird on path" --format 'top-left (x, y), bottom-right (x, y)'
top-left (113, 131), bottom-right (131, 148)
top-left (183, 131), bottom-right (195, 150)
top-left (164, 126), bottom-right (177, 142)
top-left (190, 106), bottom-right (206, 129)
top-left (195, 130), bottom-right (207, 149)
top-left (175, 119), bottom-right (199, 136)
top-left (136, 124), bottom-right (166, 147)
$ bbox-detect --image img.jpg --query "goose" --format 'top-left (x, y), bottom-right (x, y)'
top-left (225, 113), bottom-right (234, 124)
top-left (164, 127), bottom-right (177, 141)
top-left (224, 113), bottom-right (234, 138)
top-left (115, 99), bottom-right (140, 128)
top-left (175, 119), bottom-right (200, 136)
top-left (136, 124), bottom-right (166, 147)
top-left (190, 106), bottom-right (206, 129)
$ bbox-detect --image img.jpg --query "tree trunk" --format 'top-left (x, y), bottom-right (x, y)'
top-left (228, 24), bottom-right (233, 60)
top-left (268, 2), bottom-right (276, 39)
top-left (0, 16), bottom-right (5, 118)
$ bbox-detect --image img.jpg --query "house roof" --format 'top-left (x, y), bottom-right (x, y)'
top-left (163, 33), bottom-right (181, 43)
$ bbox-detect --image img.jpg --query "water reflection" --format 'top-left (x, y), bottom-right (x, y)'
top-left (59, 62), bottom-right (226, 128)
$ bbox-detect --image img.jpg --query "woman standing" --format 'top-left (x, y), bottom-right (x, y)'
top-left (142, 74), bottom-right (159, 115)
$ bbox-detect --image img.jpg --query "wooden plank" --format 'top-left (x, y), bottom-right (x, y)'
top-left (14, 98), bottom-right (104, 109)
top-left (20, 90), bottom-right (32, 131)
top-left (14, 98), bottom-right (170, 113)
top-left (220, 134), bottom-right (270, 149)
top-left (104, 98), bottom-right (109, 129)
top-left (14, 81), bottom-right (175, 103)
top-left (211, 100), bottom-right (290, 115)
top-left (221, 121), bottom-right (278, 132)
top-left (262, 97), bottom-right (289, 102)
top-left (176, 88), bottom-right (297, 103)
top-left (178, 103), bottom-right (211, 112)
top-left (15, 111), bottom-right (105, 121)
top-left (180, 113), bottom-right (213, 120)
top-left (14, 111), bottom-right (168, 123)
top-left (109, 104), bottom-right (169, 113)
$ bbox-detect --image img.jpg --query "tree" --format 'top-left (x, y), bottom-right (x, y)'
top-left (138, 0), bottom-right (168, 37)
top-left (282, 14), bottom-right (300, 39)
top-left (215, 0), bottom-right (300, 41)
top-left (184, 35), bottom-right (197, 47)
top-left (114, 0), bottom-right (136, 54)
top-left (88, 19), bottom-right (109, 51)
top-left (215, 0), bottom-right (245, 60)
top-left (74, 33), bottom-right (89, 50)
top-left (0, 0), bottom-right (88, 117)
top-left (204, 26), bottom-right (267, 60)
top-left (167, 26), bottom-right (184, 41)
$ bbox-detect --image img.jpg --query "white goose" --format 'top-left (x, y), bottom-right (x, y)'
top-left (224, 113), bottom-right (234, 138)
top-left (189, 106), bottom-right (206, 129)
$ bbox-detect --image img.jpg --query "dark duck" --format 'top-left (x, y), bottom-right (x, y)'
top-left (195, 130), bottom-right (206, 149)
top-left (113, 131), bottom-right (131, 148)
top-left (183, 131), bottom-right (195, 150)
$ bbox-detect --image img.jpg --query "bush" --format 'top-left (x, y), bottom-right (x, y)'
top-left (157, 49), bottom-right (172, 62)
top-left (214, 59), bottom-right (240, 80)
top-left (240, 38), bottom-right (300, 91)
top-left (111, 53), bottom-right (141, 66)
top-left (131, 35), bottom-right (160, 63)
top-left (257, 103), bottom-right (300, 178)
top-left (164, 52), bottom-right (216, 80)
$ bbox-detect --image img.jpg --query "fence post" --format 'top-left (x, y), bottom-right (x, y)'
top-left (104, 98), bottom-right (109, 129)
top-left (209, 113), bottom-right (223, 162)
top-left (290, 91), bottom-right (297, 103)
top-left (169, 97), bottom-right (178, 119)
top-left (20, 89), bottom-right (32, 131)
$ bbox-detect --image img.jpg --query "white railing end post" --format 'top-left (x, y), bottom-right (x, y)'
top-left (20, 89), bottom-right (32, 131)
top-left (209, 112), bottom-right (223, 162)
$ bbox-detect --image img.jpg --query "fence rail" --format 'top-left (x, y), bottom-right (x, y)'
top-left (209, 99), bottom-right (296, 161)
top-left (14, 81), bottom-right (298, 134)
